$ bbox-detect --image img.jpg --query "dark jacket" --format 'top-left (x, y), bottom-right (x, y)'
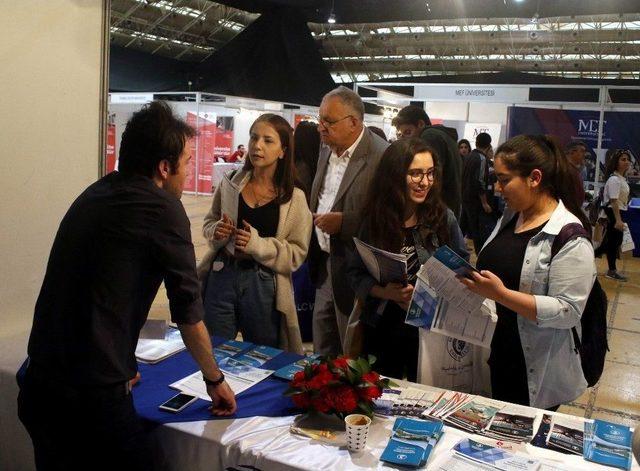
top-left (347, 209), bottom-right (468, 327)
top-left (420, 125), bottom-right (462, 219)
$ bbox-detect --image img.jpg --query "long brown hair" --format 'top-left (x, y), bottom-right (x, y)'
top-left (494, 134), bottom-right (590, 228)
top-left (362, 138), bottom-right (449, 252)
top-left (243, 113), bottom-right (296, 204)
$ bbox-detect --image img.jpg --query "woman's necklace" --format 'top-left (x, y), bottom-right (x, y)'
top-left (248, 180), bottom-right (275, 208)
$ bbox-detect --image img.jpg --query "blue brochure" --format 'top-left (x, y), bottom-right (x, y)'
top-left (432, 245), bottom-right (478, 278)
top-left (584, 419), bottom-right (633, 470)
top-left (273, 354), bottom-right (321, 381)
top-left (405, 277), bottom-right (438, 329)
top-left (380, 417), bottom-right (444, 468)
top-left (213, 339), bottom-right (253, 362)
top-left (453, 438), bottom-right (540, 470)
top-left (234, 345), bottom-right (283, 367)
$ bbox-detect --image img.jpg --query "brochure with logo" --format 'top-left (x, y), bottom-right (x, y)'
top-left (481, 405), bottom-right (537, 442)
top-left (273, 354), bottom-right (321, 380)
top-left (453, 438), bottom-right (540, 471)
top-left (380, 417), bottom-right (444, 468)
top-left (234, 345), bottom-right (283, 367)
top-left (213, 339), bottom-right (253, 362)
top-left (444, 397), bottom-right (503, 433)
top-left (405, 274), bottom-right (439, 329)
top-left (546, 415), bottom-right (584, 455)
top-left (584, 419), bottom-right (633, 470)
top-left (374, 387), bottom-right (442, 417)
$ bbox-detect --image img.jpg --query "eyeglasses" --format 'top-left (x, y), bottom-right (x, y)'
top-left (317, 115), bottom-right (353, 128)
top-left (407, 169), bottom-right (436, 184)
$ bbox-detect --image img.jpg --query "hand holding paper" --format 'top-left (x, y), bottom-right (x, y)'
top-left (458, 269), bottom-right (507, 301)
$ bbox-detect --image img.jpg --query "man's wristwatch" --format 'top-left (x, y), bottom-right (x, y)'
top-left (203, 372), bottom-right (225, 387)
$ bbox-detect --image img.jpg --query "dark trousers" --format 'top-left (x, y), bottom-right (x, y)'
top-left (18, 365), bottom-right (155, 471)
top-left (596, 207), bottom-right (624, 271)
top-left (363, 304), bottom-right (419, 382)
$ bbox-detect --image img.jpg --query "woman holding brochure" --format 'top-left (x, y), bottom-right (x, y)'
top-left (198, 113), bottom-right (312, 353)
top-left (459, 135), bottom-right (596, 410)
top-left (347, 138), bottom-right (468, 381)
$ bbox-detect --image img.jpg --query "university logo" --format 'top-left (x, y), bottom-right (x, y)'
top-left (447, 338), bottom-right (470, 361)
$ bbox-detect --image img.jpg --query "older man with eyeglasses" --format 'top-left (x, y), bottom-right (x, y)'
top-left (308, 86), bottom-right (389, 356)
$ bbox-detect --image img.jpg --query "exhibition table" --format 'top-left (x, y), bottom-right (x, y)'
top-left (132, 343), bottom-right (639, 471)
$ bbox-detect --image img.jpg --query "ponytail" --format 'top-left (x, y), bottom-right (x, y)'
top-left (495, 134), bottom-right (591, 229)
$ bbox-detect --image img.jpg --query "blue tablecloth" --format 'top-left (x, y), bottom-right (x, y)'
top-left (16, 337), bottom-right (304, 426)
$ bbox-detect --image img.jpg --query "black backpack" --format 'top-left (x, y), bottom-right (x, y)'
top-left (551, 223), bottom-right (609, 387)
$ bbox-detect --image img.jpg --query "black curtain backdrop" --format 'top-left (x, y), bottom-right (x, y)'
top-left (109, 6), bottom-right (336, 106)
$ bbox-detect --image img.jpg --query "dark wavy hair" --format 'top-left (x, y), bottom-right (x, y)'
top-left (605, 149), bottom-right (631, 179)
top-left (243, 113), bottom-right (295, 204)
top-left (118, 101), bottom-right (196, 177)
top-left (361, 138), bottom-right (450, 252)
top-left (494, 134), bottom-right (590, 228)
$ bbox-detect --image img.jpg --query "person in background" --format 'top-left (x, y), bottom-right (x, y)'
top-left (460, 134), bottom-right (596, 410)
top-left (368, 125), bottom-right (387, 141)
top-left (347, 138), bottom-right (468, 381)
top-left (200, 113), bottom-right (312, 352)
top-left (18, 101), bottom-right (236, 471)
top-left (227, 144), bottom-right (246, 163)
top-left (392, 105), bottom-right (462, 219)
top-left (293, 120), bottom-right (321, 202)
top-left (458, 139), bottom-right (471, 159)
top-left (308, 86), bottom-right (389, 356)
top-left (461, 132), bottom-right (495, 253)
top-left (565, 140), bottom-right (588, 206)
top-left (594, 149), bottom-right (632, 281)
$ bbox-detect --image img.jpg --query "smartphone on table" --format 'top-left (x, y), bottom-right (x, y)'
top-left (158, 393), bottom-right (197, 413)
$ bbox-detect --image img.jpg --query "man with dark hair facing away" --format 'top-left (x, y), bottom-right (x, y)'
top-left (18, 101), bottom-right (236, 471)
top-left (461, 132), bottom-right (495, 254)
top-left (392, 105), bottom-right (461, 218)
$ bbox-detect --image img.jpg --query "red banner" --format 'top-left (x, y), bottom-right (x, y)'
top-left (185, 113), bottom-right (234, 194)
top-left (105, 123), bottom-right (116, 173)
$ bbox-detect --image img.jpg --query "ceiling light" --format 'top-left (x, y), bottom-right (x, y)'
top-left (328, 12), bottom-right (336, 24)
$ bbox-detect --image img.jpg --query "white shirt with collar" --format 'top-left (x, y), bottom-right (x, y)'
top-left (315, 127), bottom-right (365, 253)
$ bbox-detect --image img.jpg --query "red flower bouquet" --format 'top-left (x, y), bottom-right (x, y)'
top-left (284, 356), bottom-right (393, 418)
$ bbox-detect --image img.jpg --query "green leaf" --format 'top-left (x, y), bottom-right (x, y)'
top-left (368, 354), bottom-right (377, 366)
top-left (357, 357), bottom-right (371, 374)
top-left (357, 400), bottom-right (374, 417)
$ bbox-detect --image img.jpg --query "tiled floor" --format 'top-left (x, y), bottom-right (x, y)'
top-left (153, 193), bottom-right (640, 428)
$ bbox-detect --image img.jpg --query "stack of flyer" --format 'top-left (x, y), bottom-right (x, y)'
top-left (541, 415), bottom-right (585, 455)
top-left (442, 397), bottom-right (504, 434)
top-left (274, 353), bottom-right (320, 380)
top-left (213, 339), bottom-right (253, 362)
top-left (447, 438), bottom-right (541, 471)
top-left (422, 391), bottom-right (474, 420)
top-left (234, 345), bottom-right (282, 367)
top-left (374, 387), bottom-right (443, 417)
top-left (480, 405), bottom-right (537, 443)
top-left (380, 417), bottom-right (444, 468)
top-left (135, 327), bottom-right (186, 364)
top-left (583, 419), bottom-right (633, 470)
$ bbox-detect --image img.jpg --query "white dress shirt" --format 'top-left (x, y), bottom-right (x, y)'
top-left (315, 127), bottom-right (365, 253)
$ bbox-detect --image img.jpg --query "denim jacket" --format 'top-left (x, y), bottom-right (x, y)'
top-left (481, 200), bottom-right (596, 409)
top-left (347, 209), bottom-right (469, 327)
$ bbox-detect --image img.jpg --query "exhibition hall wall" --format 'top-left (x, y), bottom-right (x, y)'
top-left (0, 2), bottom-right (109, 470)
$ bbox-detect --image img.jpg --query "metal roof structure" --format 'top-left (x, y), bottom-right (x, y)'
top-left (109, 0), bottom-right (640, 83)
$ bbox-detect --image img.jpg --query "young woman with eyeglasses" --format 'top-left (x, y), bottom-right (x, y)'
top-left (595, 149), bottom-right (632, 281)
top-left (347, 138), bottom-right (468, 381)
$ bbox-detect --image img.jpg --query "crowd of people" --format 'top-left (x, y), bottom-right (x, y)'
top-left (19, 86), bottom-right (633, 468)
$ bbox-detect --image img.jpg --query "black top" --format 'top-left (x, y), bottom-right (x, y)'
top-left (476, 215), bottom-right (547, 405)
top-left (461, 149), bottom-right (487, 207)
top-left (27, 171), bottom-right (203, 387)
top-left (380, 226), bottom-right (420, 337)
top-left (238, 193), bottom-right (279, 238)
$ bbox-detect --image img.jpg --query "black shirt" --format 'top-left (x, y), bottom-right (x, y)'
top-left (461, 149), bottom-right (486, 207)
top-left (238, 193), bottom-right (279, 238)
top-left (476, 215), bottom-right (546, 405)
top-left (27, 172), bottom-right (203, 387)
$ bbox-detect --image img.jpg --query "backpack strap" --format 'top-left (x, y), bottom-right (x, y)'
top-left (550, 223), bottom-right (591, 352)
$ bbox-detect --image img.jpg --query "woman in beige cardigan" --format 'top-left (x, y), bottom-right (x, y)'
top-left (198, 114), bottom-right (312, 354)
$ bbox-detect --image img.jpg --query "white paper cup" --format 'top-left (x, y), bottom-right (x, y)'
top-left (344, 414), bottom-right (371, 452)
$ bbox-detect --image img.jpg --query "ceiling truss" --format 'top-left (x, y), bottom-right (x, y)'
top-left (110, 1), bottom-right (640, 82)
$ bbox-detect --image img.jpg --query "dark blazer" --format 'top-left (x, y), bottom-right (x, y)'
top-left (308, 128), bottom-right (389, 316)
